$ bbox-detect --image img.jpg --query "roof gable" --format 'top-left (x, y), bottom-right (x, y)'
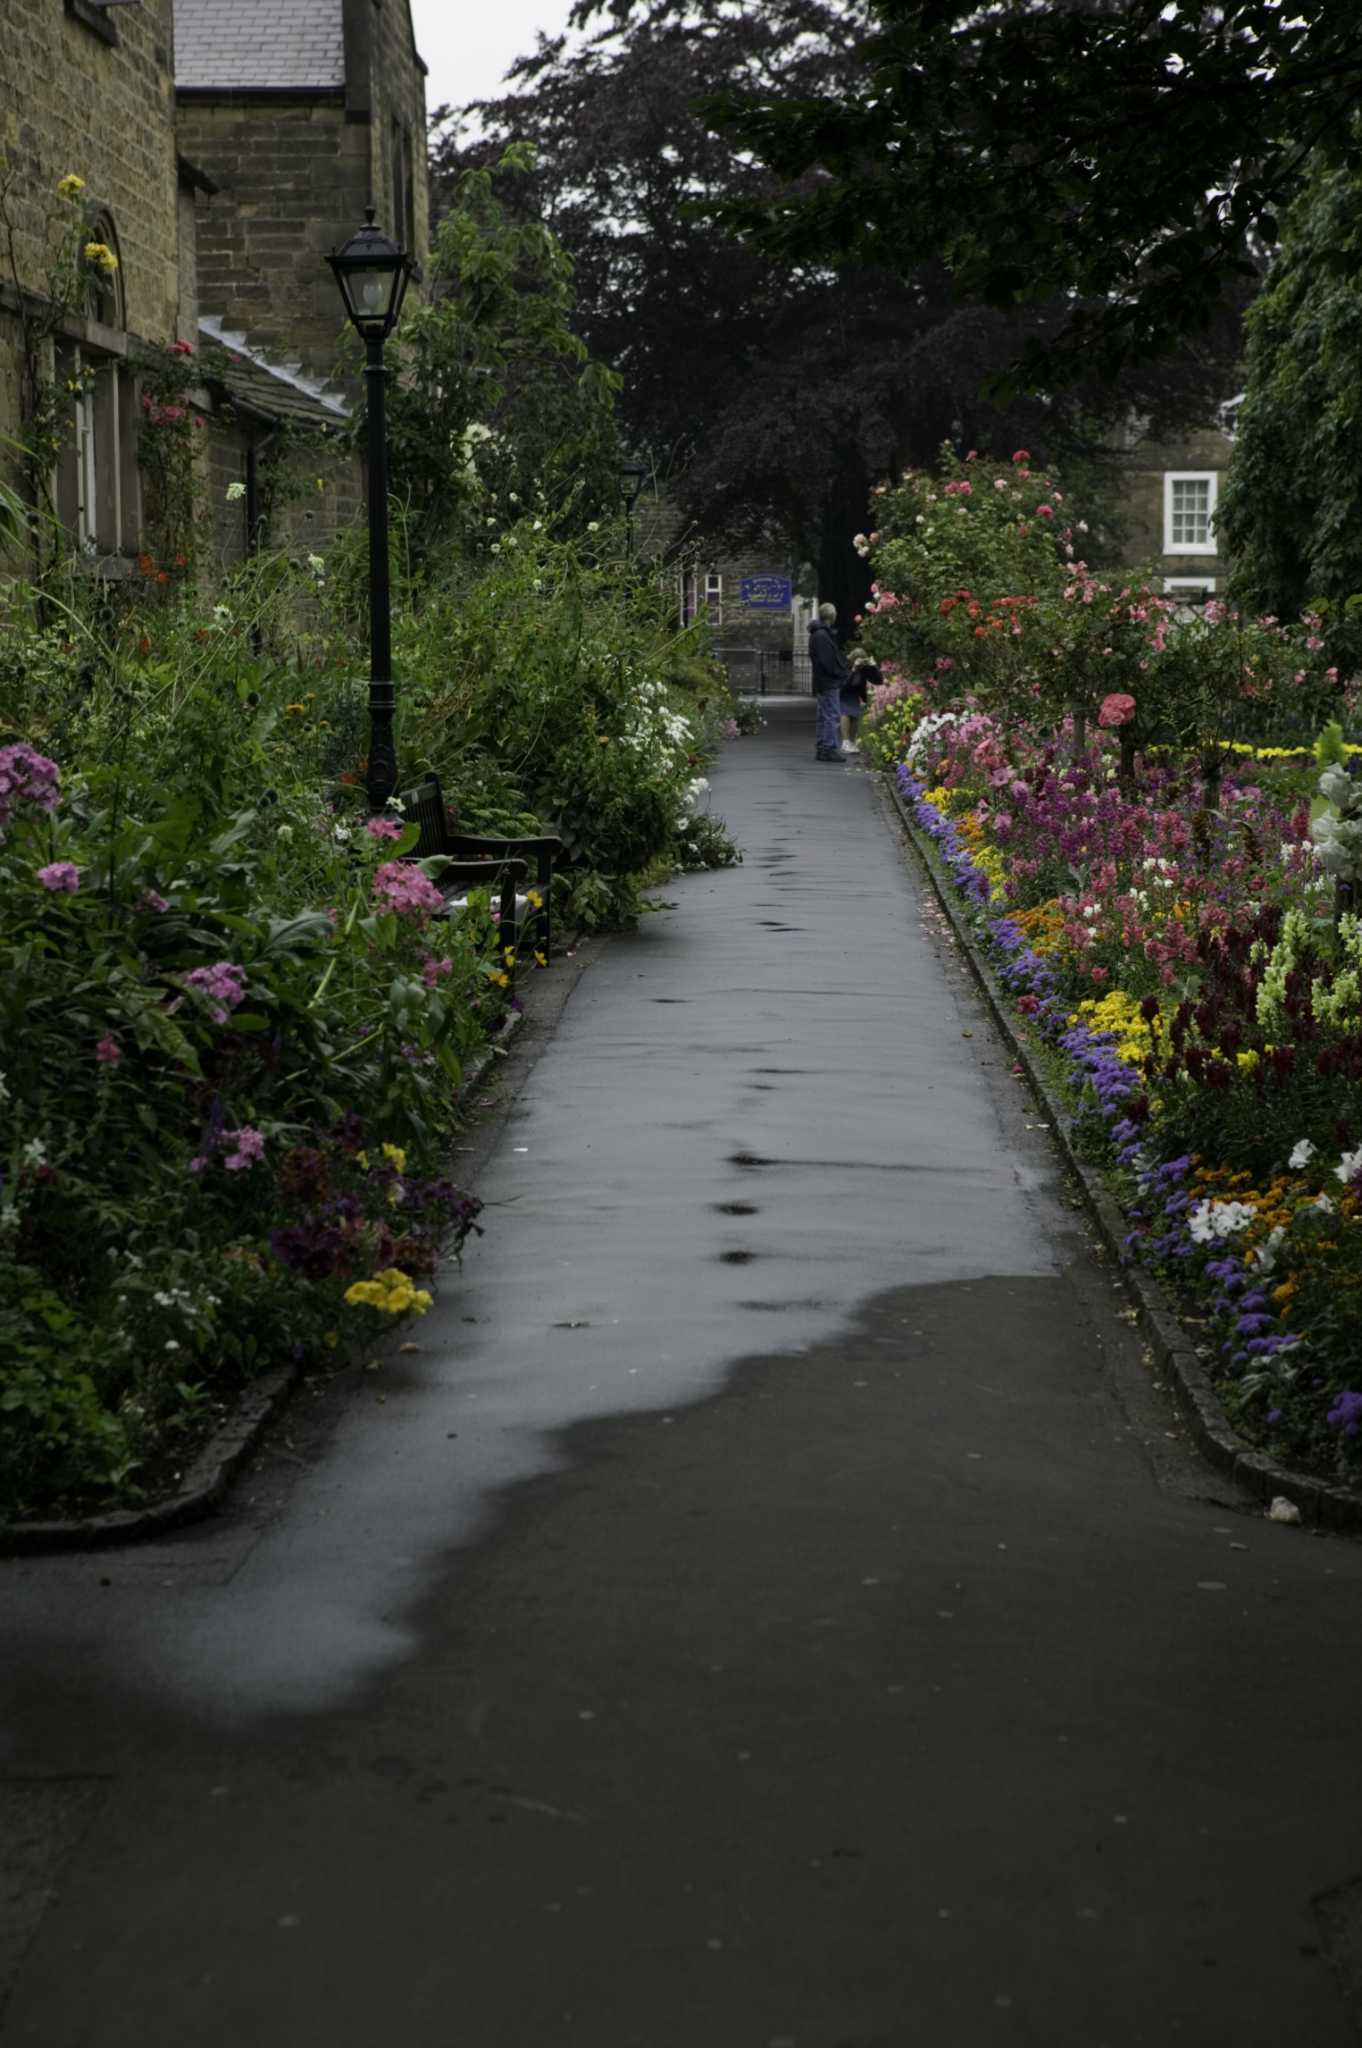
top-left (174, 0), bottom-right (345, 92)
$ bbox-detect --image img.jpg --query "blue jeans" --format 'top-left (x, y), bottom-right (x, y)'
top-left (815, 686), bottom-right (842, 755)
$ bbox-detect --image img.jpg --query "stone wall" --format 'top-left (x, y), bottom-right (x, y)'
top-left (0, 0), bottom-right (181, 344)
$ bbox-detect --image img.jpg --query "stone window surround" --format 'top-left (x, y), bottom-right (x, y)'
top-left (1163, 469), bottom-right (1219, 556)
top-left (0, 282), bottom-right (208, 575)
top-left (65, 0), bottom-right (122, 49)
top-left (1164, 575), bottom-right (1217, 600)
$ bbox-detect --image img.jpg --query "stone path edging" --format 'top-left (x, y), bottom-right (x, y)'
top-left (0, 1005), bottom-right (530, 1556)
top-left (883, 772), bottom-right (1362, 1534)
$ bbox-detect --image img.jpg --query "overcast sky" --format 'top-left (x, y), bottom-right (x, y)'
top-left (408, 0), bottom-right (581, 119)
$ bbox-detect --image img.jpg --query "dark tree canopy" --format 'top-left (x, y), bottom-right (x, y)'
top-left (433, 0), bottom-right (1253, 615)
top-left (595, 0), bottom-right (1362, 384)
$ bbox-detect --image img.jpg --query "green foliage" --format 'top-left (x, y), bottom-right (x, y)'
top-left (0, 576), bottom-right (504, 1517)
top-left (1219, 146), bottom-right (1362, 652)
top-left (398, 516), bottom-right (734, 927)
top-left (380, 147), bottom-right (622, 557)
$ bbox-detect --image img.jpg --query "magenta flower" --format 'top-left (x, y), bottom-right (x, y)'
top-left (366, 816), bottom-right (403, 841)
top-left (37, 861), bottom-right (81, 892)
top-left (422, 954), bottom-right (454, 990)
top-left (95, 1036), bottom-right (122, 1065)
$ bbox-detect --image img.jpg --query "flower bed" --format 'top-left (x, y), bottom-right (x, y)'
top-left (855, 448), bottom-right (1362, 1485)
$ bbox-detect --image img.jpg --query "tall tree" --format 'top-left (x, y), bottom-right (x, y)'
top-left (433, 1), bottom-right (1250, 615)
top-left (666, 0), bottom-right (1362, 384)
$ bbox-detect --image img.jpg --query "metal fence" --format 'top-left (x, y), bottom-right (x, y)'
top-left (713, 644), bottom-right (809, 695)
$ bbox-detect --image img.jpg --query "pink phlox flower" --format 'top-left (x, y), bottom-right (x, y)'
top-left (422, 954), bottom-right (455, 990)
top-left (1036, 504), bottom-right (1054, 519)
top-left (365, 815), bottom-right (403, 841)
top-left (0, 743), bottom-right (61, 836)
top-left (372, 860), bottom-right (445, 917)
top-left (95, 1035), bottom-right (122, 1065)
top-left (1012, 450), bottom-right (1031, 464)
top-left (141, 889), bottom-right (170, 913)
top-left (183, 960), bottom-right (248, 1024)
top-left (223, 1125), bottom-right (265, 1172)
top-left (37, 861), bottom-right (81, 892)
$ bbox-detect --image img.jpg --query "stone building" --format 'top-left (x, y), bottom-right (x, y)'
top-left (0, 0), bottom-right (427, 582)
top-left (0, 0), bottom-right (191, 565)
top-left (1114, 420), bottom-right (1234, 601)
top-left (175, 0), bottom-right (429, 382)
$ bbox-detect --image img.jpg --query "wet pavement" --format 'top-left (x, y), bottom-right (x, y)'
top-left (3, 700), bottom-right (1362, 2046)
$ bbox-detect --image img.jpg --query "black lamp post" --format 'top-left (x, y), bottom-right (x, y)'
top-left (327, 208), bottom-right (416, 811)
top-left (619, 459), bottom-right (647, 560)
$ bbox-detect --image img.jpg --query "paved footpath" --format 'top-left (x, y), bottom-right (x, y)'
top-left (5, 701), bottom-right (1362, 2047)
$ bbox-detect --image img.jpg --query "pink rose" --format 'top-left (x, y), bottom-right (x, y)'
top-left (1098, 693), bottom-right (1136, 729)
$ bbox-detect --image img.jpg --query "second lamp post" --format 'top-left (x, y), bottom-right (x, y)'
top-left (327, 208), bottom-right (416, 812)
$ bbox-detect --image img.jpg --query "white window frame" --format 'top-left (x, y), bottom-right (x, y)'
top-left (704, 569), bottom-right (722, 625)
top-left (1163, 576), bottom-right (1216, 596)
top-left (1163, 471), bottom-right (1218, 556)
top-left (54, 344), bottom-right (140, 558)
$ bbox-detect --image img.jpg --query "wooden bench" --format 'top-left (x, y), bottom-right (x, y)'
top-left (397, 773), bottom-right (563, 962)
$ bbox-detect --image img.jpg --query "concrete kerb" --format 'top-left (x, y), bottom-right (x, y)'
top-left (882, 772), bottom-right (1362, 1535)
top-left (0, 988), bottom-right (549, 1556)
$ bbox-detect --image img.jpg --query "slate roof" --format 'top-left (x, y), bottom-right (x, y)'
top-left (174, 0), bottom-right (346, 92)
top-left (198, 320), bottom-right (350, 430)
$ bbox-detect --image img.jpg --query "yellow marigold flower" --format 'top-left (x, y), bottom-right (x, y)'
top-left (1272, 1281), bottom-right (1297, 1305)
top-left (57, 174), bottom-right (86, 199)
top-left (381, 1143), bottom-right (406, 1174)
top-left (526, 890), bottom-right (543, 910)
top-left (84, 241), bottom-right (118, 275)
top-left (491, 970), bottom-right (510, 989)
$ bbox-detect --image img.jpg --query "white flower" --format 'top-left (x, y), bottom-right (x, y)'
top-left (226, 480), bottom-right (247, 502)
top-left (276, 823), bottom-right (294, 843)
top-left (307, 553), bottom-right (326, 577)
top-left (1313, 1193), bottom-right (1336, 1215)
top-left (1187, 1197), bottom-right (1256, 1243)
top-left (1336, 1147), bottom-right (1362, 1185)
top-left (21, 1138), bottom-right (47, 1168)
top-left (1289, 1139), bottom-right (1316, 1170)
top-left (1251, 1226), bottom-right (1286, 1274)
top-left (212, 604), bottom-right (232, 623)
top-left (164, 1340), bottom-right (180, 1352)
top-left (587, 521), bottom-right (599, 533)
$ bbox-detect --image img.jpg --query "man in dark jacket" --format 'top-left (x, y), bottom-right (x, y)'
top-left (809, 603), bottom-right (849, 761)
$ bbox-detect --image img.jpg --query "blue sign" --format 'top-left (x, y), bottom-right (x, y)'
top-left (739, 575), bottom-right (792, 612)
